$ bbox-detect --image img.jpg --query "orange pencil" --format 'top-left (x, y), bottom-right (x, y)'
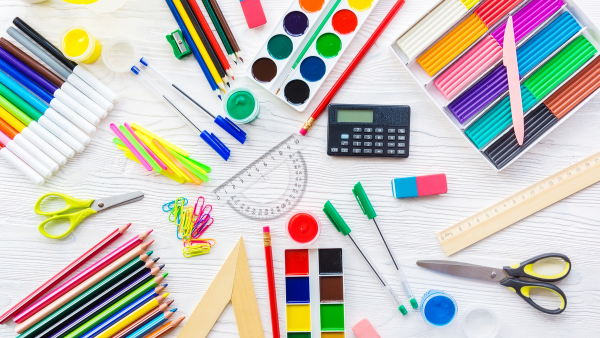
top-left (145, 316), bottom-right (185, 338)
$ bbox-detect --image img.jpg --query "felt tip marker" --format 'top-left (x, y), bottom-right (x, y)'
top-left (0, 143), bottom-right (44, 184)
top-left (0, 129), bottom-right (51, 178)
top-left (323, 201), bottom-right (408, 315)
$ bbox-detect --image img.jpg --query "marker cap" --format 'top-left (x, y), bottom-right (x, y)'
top-left (200, 130), bottom-right (230, 161)
top-left (323, 201), bottom-right (351, 236)
top-left (214, 115), bottom-right (246, 144)
top-left (352, 182), bottom-right (377, 220)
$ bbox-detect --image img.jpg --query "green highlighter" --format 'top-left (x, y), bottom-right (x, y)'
top-left (323, 201), bottom-right (408, 316)
top-left (353, 182), bottom-right (419, 310)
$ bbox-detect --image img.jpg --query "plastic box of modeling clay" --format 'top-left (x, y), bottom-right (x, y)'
top-left (390, 0), bottom-right (600, 171)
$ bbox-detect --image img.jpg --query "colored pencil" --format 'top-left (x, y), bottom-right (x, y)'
top-left (164, 0), bottom-right (222, 99)
top-left (0, 225), bottom-right (129, 325)
top-left (16, 257), bottom-right (159, 337)
top-left (300, 0), bottom-right (406, 136)
top-left (200, 0), bottom-right (236, 62)
top-left (206, 0), bottom-right (243, 61)
top-left (110, 301), bottom-right (172, 338)
top-left (263, 227), bottom-right (280, 338)
top-left (185, 0), bottom-right (234, 79)
top-left (14, 242), bottom-right (154, 332)
top-left (83, 293), bottom-right (169, 338)
top-left (45, 272), bottom-right (167, 338)
top-left (144, 317), bottom-right (185, 338)
top-left (14, 230), bottom-right (152, 324)
top-left (123, 308), bottom-right (177, 338)
top-left (181, 0), bottom-right (230, 84)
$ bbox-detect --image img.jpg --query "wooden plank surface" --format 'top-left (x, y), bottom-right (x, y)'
top-left (1, 0), bottom-right (600, 337)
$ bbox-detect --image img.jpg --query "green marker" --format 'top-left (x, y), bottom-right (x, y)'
top-left (353, 182), bottom-right (419, 310)
top-left (323, 201), bottom-right (408, 316)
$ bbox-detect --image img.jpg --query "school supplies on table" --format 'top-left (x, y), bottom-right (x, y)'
top-left (417, 253), bottom-right (571, 314)
top-left (166, 30), bottom-right (191, 59)
top-left (287, 211), bottom-right (321, 244)
top-left (163, 196), bottom-right (215, 257)
top-left (0, 224), bottom-right (130, 325)
top-left (438, 150), bottom-right (600, 255)
top-left (326, 104), bottom-right (410, 157)
top-left (391, 174), bottom-right (448, 198)
top-left (101, 39), bottom-right (138, 73)
top-left (503, 17), bottom-right (524, 145)
top-left (353, 182), bottom-right (418, 309)
top-left (178, 237), bottom-right (264, 338)
top-left (323, 201), bottom-right (408, 315)
top-left (144, 316), bottom-right (185, 338)
top-left (419, 290), bottom-right (457, 326)
top-left (352, 318), bottom-right (380, 338)
top-left (263, 227), bottom-right (280, 338)
top-left (239, 0), bottom-right (266, 28)
top-left (34, 191), bottom-right (145, 239)
top-left (301, 0), bottom-right (406, 135)
top-left (284, 248), bottom-right (346, 337)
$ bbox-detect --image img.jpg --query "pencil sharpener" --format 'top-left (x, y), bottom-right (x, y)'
top-left (166, 30), bottom-right (191, 60)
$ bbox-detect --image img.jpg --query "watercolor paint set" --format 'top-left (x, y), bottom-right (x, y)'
top-left (390, 0), bottom-right (600, 170)
top-left (247, 0), bottom-right (381, 112)
top-left (285, 248), bottom-right (346, 338)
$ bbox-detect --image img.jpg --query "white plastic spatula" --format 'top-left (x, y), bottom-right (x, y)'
top-left (503, 16), bottom-right (525, 146)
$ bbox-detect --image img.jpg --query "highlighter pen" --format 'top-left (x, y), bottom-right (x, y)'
top-left (323, 201), bottom-right (408, 316)
top-left (352, 182), bottom-right (418, 309)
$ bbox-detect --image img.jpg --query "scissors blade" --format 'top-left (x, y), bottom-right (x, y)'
top-left (417, 260), bottom-right (509, 283)
top-left (91, 191), bottom-right (145, 212)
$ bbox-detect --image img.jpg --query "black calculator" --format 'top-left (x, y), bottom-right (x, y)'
top-left (327, 104), bottom-right (410, 157)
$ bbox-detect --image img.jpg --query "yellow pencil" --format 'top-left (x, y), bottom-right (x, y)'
top-left (95, 293), bottom-right (170, 338)
top-left (136, 132), bottom-right (192, 182)
top-left (130, 123), bottom-right (189, 157)
top-left (173, 0), bottom-right (225, 91)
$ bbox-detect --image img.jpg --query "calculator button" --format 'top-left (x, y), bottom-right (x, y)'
top-left (364, 128), bottom-right (373, 133)
top-left (341, 148), bottom-right (349, 153)
top-left (388, 128), bottom-right (395, 133)
top-left (363, 135), bottom-right (373, 140)
top-left (363, 142), bottom-right (372, 147)
top-left (353, 135), bottom-right (362, 139)
top-left (353, 141), bottom-right (362, 146)
top-left (387, 150), bottom-right (395, 155)
top-left (353, 127), bottom-right (362, 132)
top-left (353, 149), bottom-right (362, 154)
top-left (341, 141), bottom-right (349, 146)
top-left (375, 128), bottom-right (383, 133)
top-left (398, 142), bottom-right (405, 148)
top-left (375, 135), bottom-right (384, 140)
top-left (388, 136), bottom-right (396, 141)
top-left (387, 142), bottom-right (396, 147)
top-left (375, 142), bottom-right (383, 147)
top-left (363, 149), bottom-right (373, 154)
top-left (397, 149), bottom-right (406, 155)
top-left (398, 129), bottom-right (406, 134)
top-left (341, 134), bottom-right (349, 139)
top-left (330, 148), bottom-right (339, 153)
top-left (398, 136), bottom-right (406, 141)
top-left (375, 149), bottom-right (384, 154)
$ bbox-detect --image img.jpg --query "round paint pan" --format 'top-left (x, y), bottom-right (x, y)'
top-left (223, 87), bottom-right (260, 124)
top-left (299, 0), bottom-right (325, 13)
top-left (283, 11), bottom-right (310, 37)
top-left (348, 0), bottom-right (373, 12)
top-left (286, 211), bottom-right (321, 245)
top-left (61, 27), bottom-right (102, 64)
top-left (316, 33), bottom-right (342, 59)
top-left (268, 34), bottom-right (294, 60)
top-left (332, 10), bottom-right (358, 35)
top-left (300, 56), bottom-right (326, 82)
top-left (461, 306), bottom-right (500, 338)
top-left (252, 58), bottom-right (278, 83)
top-left (284, 80), bottom-right (310, 105)
top-left (421, 290), bottom-right (458, 327)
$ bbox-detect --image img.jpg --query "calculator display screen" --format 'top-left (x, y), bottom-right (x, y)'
top-left (336, 109), bottom-right (374, 123)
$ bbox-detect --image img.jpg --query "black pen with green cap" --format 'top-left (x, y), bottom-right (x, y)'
top-left (353, 182), bottom-right (418, 310)
top-left (323, 201), bottom-right (408, 316)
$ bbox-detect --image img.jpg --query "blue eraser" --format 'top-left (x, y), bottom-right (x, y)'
top-left (391, 177), bottom-right (418, 198)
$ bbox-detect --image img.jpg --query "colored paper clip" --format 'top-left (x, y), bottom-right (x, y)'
top-left (182, 243), bottom-right (212, 257)
top-left (163, 197), bottom-right (188, 213)
top-left (184, 238), bottom-right (216, 247)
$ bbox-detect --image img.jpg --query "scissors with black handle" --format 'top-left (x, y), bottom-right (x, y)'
top-left (417, 253), bottom-right (571, 314)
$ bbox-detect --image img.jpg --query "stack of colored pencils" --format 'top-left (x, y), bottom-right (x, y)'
top-left (111, 122), bottom-right (211, 185)
top-left (0, 226), bottom-right (185, 338)
top-left (165, 0), bottom-right (244, 100)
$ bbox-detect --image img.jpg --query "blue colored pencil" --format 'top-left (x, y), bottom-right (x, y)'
top-left (125, 308), bottom-right (177, 338)
top-left (164, 0), bottom-right (222, 100)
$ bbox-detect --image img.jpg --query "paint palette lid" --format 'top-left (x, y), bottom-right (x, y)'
top-left (461, 306), bottom-right (500, 338)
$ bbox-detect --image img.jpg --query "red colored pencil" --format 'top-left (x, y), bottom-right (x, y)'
top-left (13, 229), bottom-right (153, 324)
top-left (0, 224), bottom-right (131, 325)
top-left (263, 227), bottom-right (280, 338)
top-left (187, 0), bottom-right (234, 79)
top-left (299, 0), bottom-right (406, 136)
top-left (145, 317), bottom-right (185, 338)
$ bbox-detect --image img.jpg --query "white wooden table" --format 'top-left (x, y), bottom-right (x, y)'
top-left (1, 0), bottom-right (600, 337)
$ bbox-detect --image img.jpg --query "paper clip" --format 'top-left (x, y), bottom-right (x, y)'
top-left (182, 239), bottom-right (215, 258)
top-left (162, 197), bottom-right (188, 212)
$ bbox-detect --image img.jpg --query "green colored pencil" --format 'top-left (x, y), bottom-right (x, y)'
top-left (200, 0), bottom-right (235, 61)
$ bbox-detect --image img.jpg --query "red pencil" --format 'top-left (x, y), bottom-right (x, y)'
top-left (300, 0), bottom-right (406, 136)
top-left (13, 228), bottom-right (153, 324)
top-left (263, 227), bottom-right (280, 338)
top-left (0, 224), bottom-right (131, 325)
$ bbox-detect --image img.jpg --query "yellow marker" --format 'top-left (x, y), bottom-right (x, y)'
top-left (137, 132), bottom-right (191, 182)
top-left (61, 27), bottom-right (102, 64)
top-left (286, 304), bottom-right (311, 331)
top-left (0, 106), bottom-right (26, 132)
top-left (173, 0), bottom-right (225, 90)
top-left (95, 293), bottom-right (170, 338)
top-left (130, 123), bottom-right (189, 157)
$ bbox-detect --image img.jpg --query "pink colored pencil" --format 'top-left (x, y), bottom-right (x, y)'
top-left (13, 229), bottom-right (153, 324)
top-left (0, 224), bottom-right (131, 325)
top-left (124, 123), bottom-right (167, 170)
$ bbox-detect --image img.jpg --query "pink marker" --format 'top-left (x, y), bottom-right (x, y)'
top-left (110, 123), bottom-right (152, 171)
top-left (124, 122), bottom-right (167, 170)
top-left (504, 16), bottom-right (525, 146)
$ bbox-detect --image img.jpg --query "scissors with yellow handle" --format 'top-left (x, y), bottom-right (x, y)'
top-left (35, 191), bottom-right (145, 239)
top-left (417, 253), bottom-right (571, 315)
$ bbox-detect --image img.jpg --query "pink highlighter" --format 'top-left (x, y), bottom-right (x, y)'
top-left (239, 0), bottom-right (266, 28)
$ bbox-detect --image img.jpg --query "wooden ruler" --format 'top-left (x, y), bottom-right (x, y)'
top-left (438, 151), bottom-right (600, 256)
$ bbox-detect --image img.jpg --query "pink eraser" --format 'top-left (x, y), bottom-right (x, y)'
top-left (263, 226), bottom-right (270, 233)
top-left (352, 318), bottom-right (380, 338)
top-left (299, 128), bottom-right (307, 136)
top-left (240, 0), bottom-right (267, 29)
